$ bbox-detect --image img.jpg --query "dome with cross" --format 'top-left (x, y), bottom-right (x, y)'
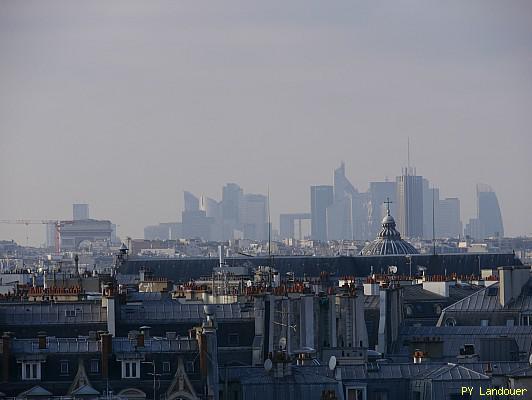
top-left (360, 198), bottom-right (419, 256)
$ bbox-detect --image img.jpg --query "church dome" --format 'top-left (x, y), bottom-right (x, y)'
top-left (360, 203), bottom-right (419, 256)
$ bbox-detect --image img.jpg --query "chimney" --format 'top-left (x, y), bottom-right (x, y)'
top-left (101, 333), bottom-right (112, 379)
top-left (499, 267), bottom-right (512, 307)
top-left (137, 333), bottom-right (145, 348)
top-left (252, 296), bottom-right (265, 366)
top-left (499, 266), bottom-right (530, 307)
top-left (422, 277), bottom-right (452, 298)
top-left (140, 326), bottom-right (151, 340)
top-left (37, 331), bottom-right (47, 350)
top-left (218, 244), bottom-right (224, 267)
top-left (197, 305), bottom-right (219, 400)
top-left (377, 286), bottom-right (403, 355)
top-left (413, 350), bottom-right (426, 364)
top-left (363, 282), bottom-right (380, 296)
top-left (104, 286), bottom-right (118, 336)
top-left (1, 333), bottom-right (11, 383)
top-left (300, 295), bottom-right (315, 350)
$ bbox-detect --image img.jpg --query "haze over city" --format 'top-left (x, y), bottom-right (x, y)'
top-left (1, 1), bottom-right (532, 245)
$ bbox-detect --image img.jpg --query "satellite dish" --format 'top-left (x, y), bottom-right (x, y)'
top-left (264, 358), bottom-right (273, 372)
top-left (529, 353), bottom-right (532, 366)
top-left (279, 337), bottom-right (287, 351)
top-left (388, 265), bottom-right (398, 274)
top-left (328, 355), bottom-right (337, 371)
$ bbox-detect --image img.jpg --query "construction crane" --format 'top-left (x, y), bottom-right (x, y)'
top-left (0, 220), bottom-right (73, 253)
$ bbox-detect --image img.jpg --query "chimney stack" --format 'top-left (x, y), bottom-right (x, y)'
top-left (499, 266), bottom-right (530, 307)
top-left (37, 331), bottom-right (47, 350)
top-left (1, 333), bottom-right (11, 382)
top-left (101, 333), bottom-right (112, 379)
top-left (197, 305), bottom-right (219, 400)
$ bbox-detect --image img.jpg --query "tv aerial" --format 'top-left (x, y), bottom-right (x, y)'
top-left (328, 355), bottom-right (337, 371)
top-left (264, 358), bottom-right (273, 372)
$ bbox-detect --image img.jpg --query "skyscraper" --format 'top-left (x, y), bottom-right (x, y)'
top-left (422, 179), bottom-right (439, 240)
top-left (369, 181), bottom-right (397, 238)
top-left (438, 197), bottom-right (462, 238)
top-left (327, 163), bottom-right (355, 240)
top-left (222, 183), bottom-right (243, 239)
top-left (45, 222), bottom-right (57, 249)
top-left (396, 169), bottom-right (423, 238)
top-left (240, 194), bottom-right (268, 241)
top-left (465, 184), bottom-right (504, 239)
top-left (73, 203), bottom-right (89, 221)
top-left (182, 191), bottom-right (210, 239)
top-left (201, 196), bottom-right (222, 241)
top-left (477, 184), bottom-right (504, 238)
top-left (311, 185), bottom-right (333, 242)
top-left (184, 191), bottom-right (200, 211)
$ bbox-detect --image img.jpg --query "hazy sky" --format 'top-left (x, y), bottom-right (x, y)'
top-left (1, 1), bottom-right (532, 245)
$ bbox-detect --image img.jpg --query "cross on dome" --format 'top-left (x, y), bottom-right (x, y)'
top-left (384, 197), bottom-right (393, 216)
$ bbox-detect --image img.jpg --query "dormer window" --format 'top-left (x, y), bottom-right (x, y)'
top-left (122, 360), bottom-right (140, 379)
top-left (22, 362), bottom-right (41, 380)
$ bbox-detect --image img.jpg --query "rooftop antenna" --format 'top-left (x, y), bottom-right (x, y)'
top-left (267, 186), bottom-right (274, 286)
top-left (407, 137), bottom-right (411, 175)
top-left (268, 186), bottom-right (271, 261)
top-left (432, 189), bottom-right (436, 255)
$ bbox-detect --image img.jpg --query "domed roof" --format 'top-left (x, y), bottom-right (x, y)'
top-left (360, 203), bottom-right (418, 256)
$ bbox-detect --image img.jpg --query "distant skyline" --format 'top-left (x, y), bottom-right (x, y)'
top-left (1, 1), bottom-right (531, 245)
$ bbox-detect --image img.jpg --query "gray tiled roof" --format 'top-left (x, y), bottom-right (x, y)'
top-left (12, 338), bottom-right (101, 353)
top-left (11, 337), bottom-right (198, 354)
top-left (396, 326), bottom-right (532, 360)
top-left (403, 285), bottom-right (446, 301)
top-left (340, 363), bottom-right (434, 380)
top-left (228, 363), bottom-right (492, 384)
top-left (462, 362), bottom-right (530, 376)
top-left (120, 301), bottom-right (254, 322)
top-left (112, 337), bottom-right (198, 353)
top-left (443, 279), bottom-right (532, 313)
top-left (416, 363), bottom-right (489, 381)
top-left (0, 302), bottom-right (106, 325)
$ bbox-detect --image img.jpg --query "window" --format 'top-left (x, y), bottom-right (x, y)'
top-left (480, 319), bottom-right (489, 327)
top-left (64, 310), bottom-right (76, 317)
top-left (185, 360), bottom-right (195, 373)
top-left (22, 362), bottom-right (41, 380)
top-left (450, 394), bottom-right (470, 400)
top-left (521, 314), bottom-right (532, 326)
top-left (60, 361), bottom-right (69, 375)
top-left (162, 361), bottom-right (170, 373)
top-left (90, 359), bottom-right (100, 374)
top-left (506, 319), bottom-right (515, 327)
top-left (346, 387), bottom-right (366, 400)
top-left (445, 317), bottom-right (456, 327)
top-left (122, 361), bottom-right (140, 379)
top-left (228, 333), bottom-right (239, 346)
top-left (372, 391), bottom-right (388, 400)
